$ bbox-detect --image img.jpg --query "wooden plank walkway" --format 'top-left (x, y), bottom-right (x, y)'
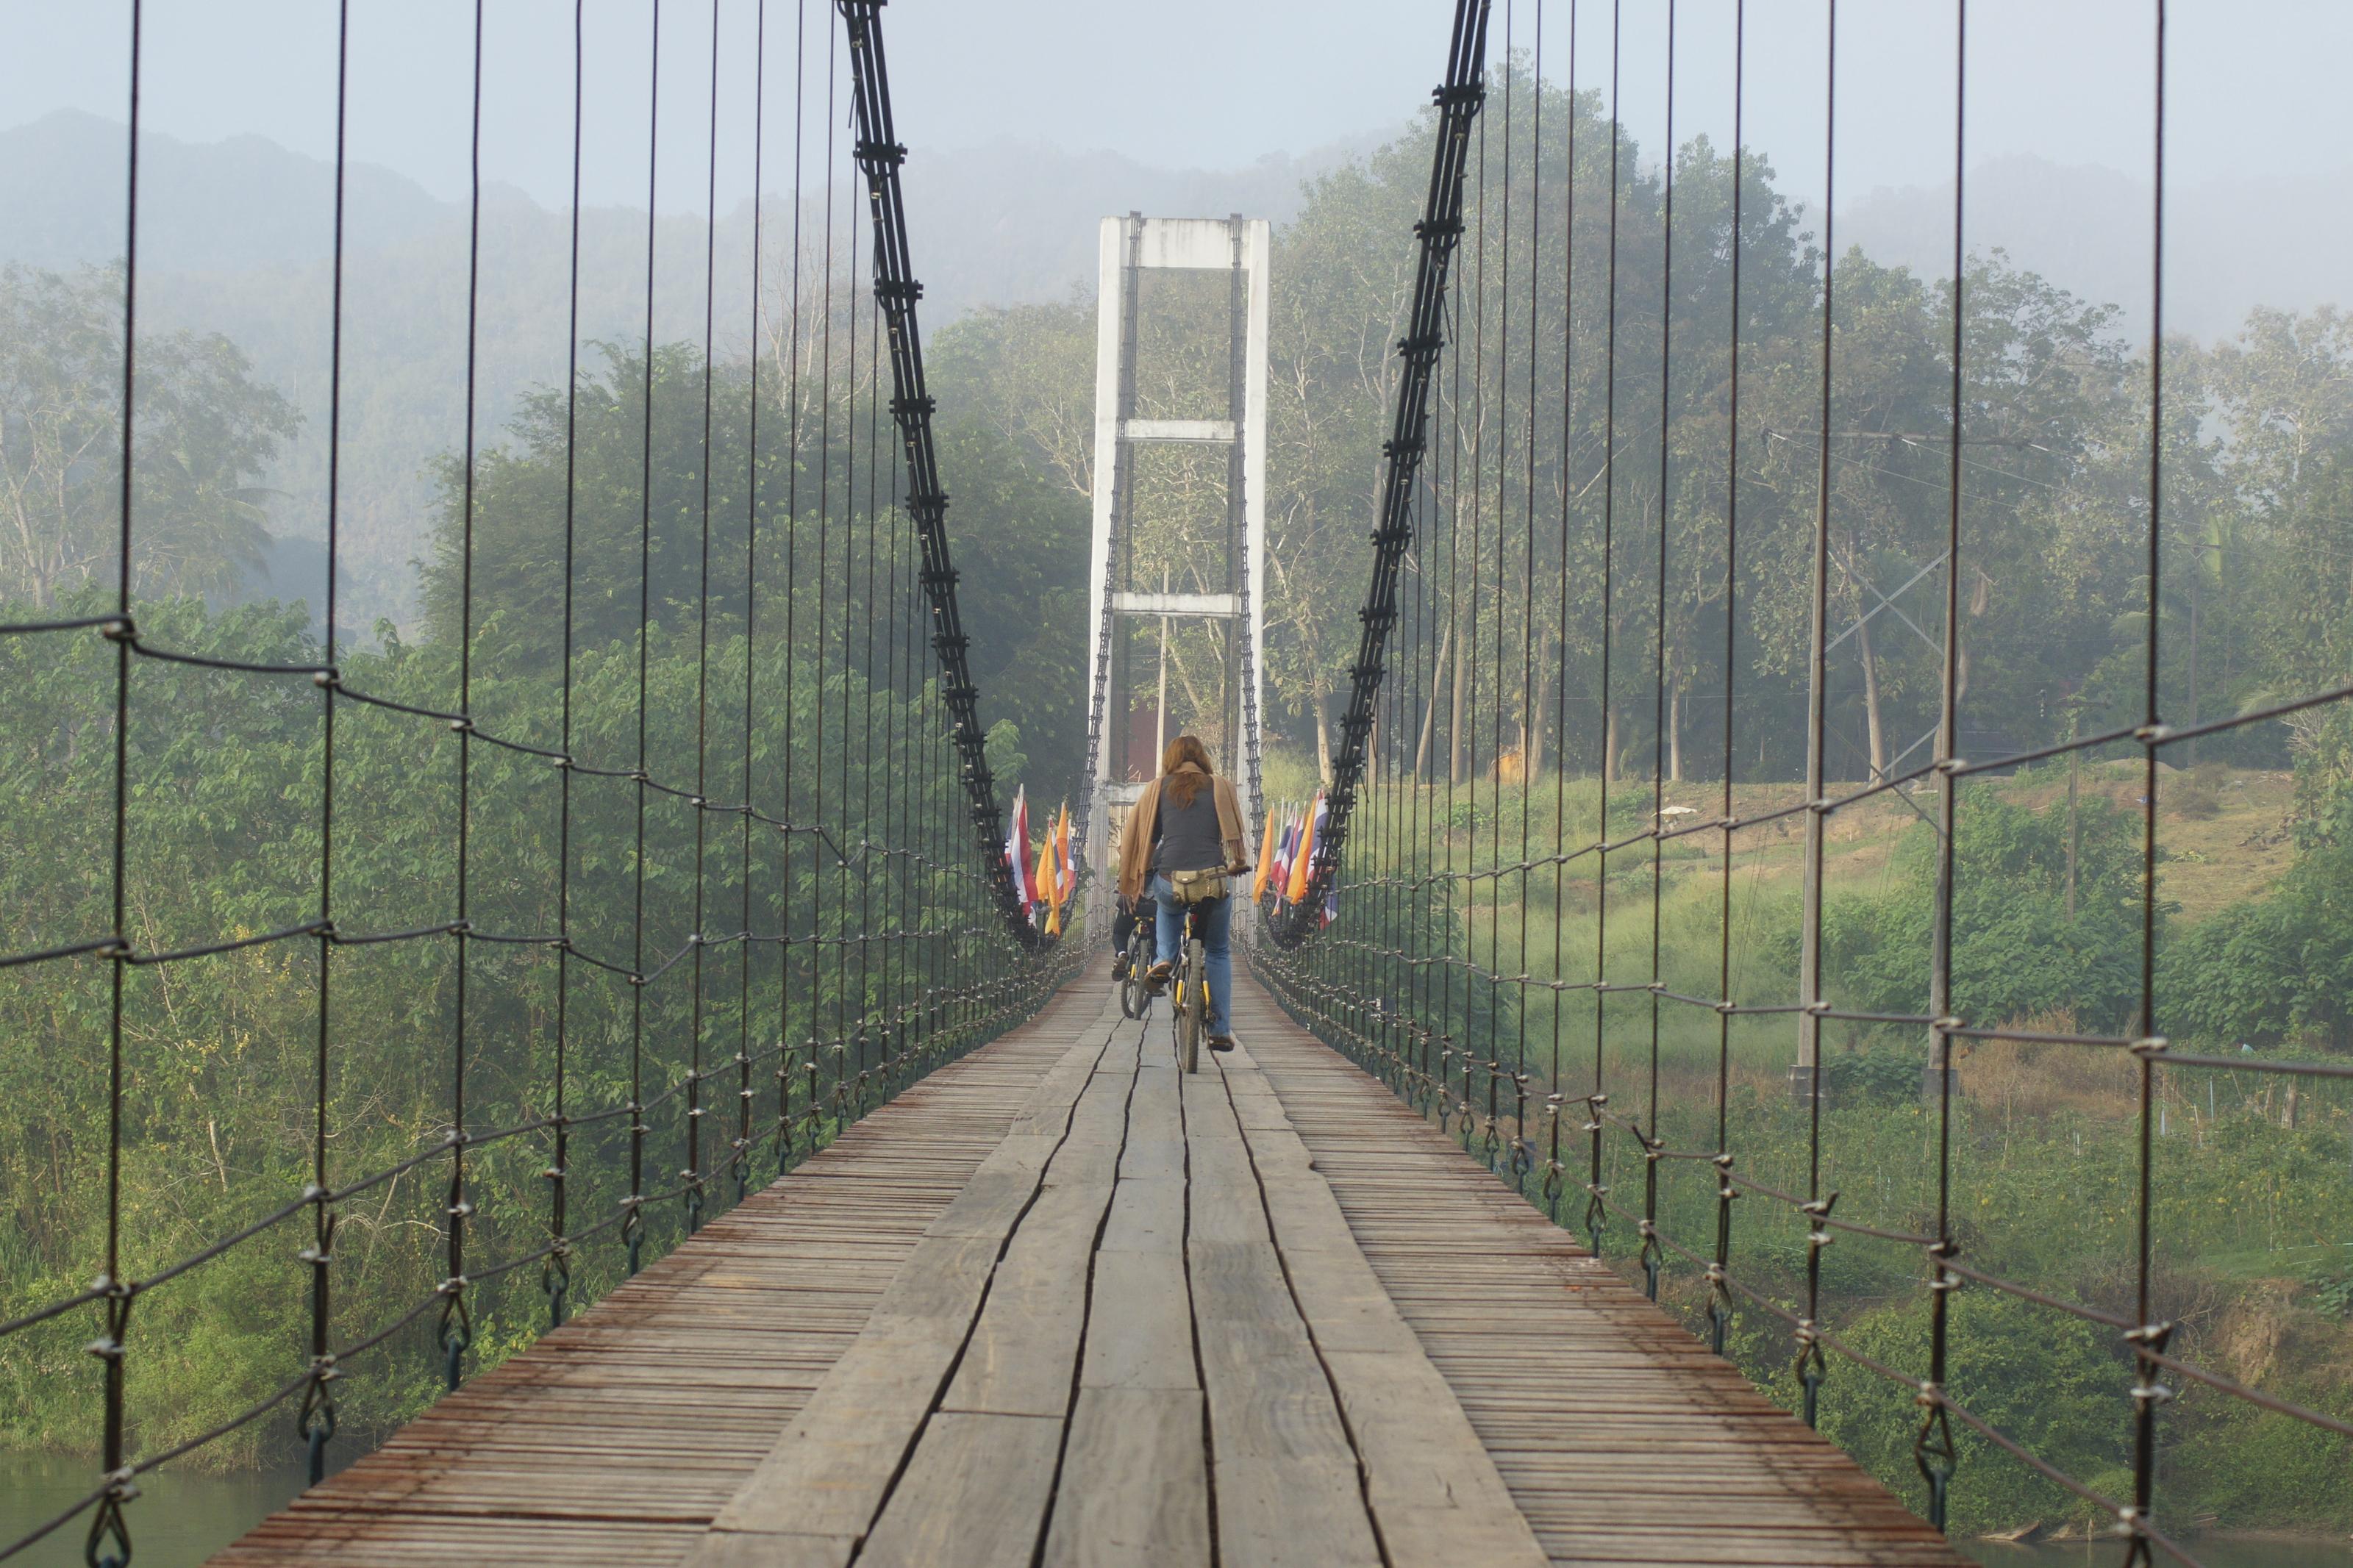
top-left (216, 973), bottom-right (1959, 1567)
top-left (1227, 982), bottom-right (1963, 1567)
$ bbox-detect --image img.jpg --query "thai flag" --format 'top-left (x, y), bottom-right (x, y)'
top-left (1004, 787), bottom-right (1033, 913)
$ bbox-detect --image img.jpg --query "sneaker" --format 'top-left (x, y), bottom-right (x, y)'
top-left (1208, 1034), bottom-right (1238, 1053)
top-left (1145, 961), bottom-right (1173, 995)
top-left (1111, 953), bottom-right (1130, 981)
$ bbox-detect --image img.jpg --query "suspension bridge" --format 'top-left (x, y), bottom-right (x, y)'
top-left (4, 1), bottom-right (2346, 1566)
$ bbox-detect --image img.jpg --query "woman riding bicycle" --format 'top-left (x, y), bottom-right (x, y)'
top-left (1118, 735), bottom-right (1249, 1052)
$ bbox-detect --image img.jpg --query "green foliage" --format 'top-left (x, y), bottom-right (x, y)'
top-left (0, 584), bottom-right (1022, 1468)
top-left (1814, 794), bottom-right (2152, 1030)
top-left (1823, 1039), bottom-right (1924, 1107)
top-left (1813, 1291), bottom-right (2127, 1537)
top-left (2162, 783), bottom-right (2353, 1050)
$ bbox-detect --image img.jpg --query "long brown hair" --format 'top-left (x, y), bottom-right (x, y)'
top-left (1160, 734), bottom-right (1215, 807)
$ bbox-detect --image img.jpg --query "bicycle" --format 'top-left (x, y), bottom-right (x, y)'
top-left (1168, 903), bottom-right (1208, 1073)
top-left (1159, 866), bottom-right (1231, 1074)
top-left (1117, 909), bottom-right (1155, 1021)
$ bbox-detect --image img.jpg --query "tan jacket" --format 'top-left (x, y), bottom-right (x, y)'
top-left (1118, 767), bottom-right (1247, 903)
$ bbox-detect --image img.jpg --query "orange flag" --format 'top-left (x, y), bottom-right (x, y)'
top-left (1035, 832), bottom-right (1059, 935)
top-left (1285, 791), bottom-right (1322, 904)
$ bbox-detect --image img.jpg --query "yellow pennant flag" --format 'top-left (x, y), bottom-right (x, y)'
top-left (1035, 833), bottom-right (1057, 934)
top-left (1252, 804), bottom-right (1279, 901)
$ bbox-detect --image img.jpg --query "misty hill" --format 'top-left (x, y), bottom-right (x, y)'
top-left (1839, 153), bottom-right (2353, 344)
top-left (1, 110), bottom-right (1349, 629)
top-left (10, 113), bottom-right (2343, 630)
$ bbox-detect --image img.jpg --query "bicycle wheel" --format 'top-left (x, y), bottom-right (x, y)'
top-left (1119, 938), bottom-right (1150, 1019)
top-left (1179, 937), bottom-right (1205, 1073)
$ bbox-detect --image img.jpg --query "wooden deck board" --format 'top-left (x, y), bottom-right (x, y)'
top-left (215, 973), bottom-right (1960, 1568)
top-left (1225, 980), bottom-right (1963, 1568)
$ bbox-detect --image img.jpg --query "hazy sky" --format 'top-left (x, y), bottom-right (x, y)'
top-left (4, 0), bottom-right (2346, 218)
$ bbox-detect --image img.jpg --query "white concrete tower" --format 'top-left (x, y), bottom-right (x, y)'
top-left (1079, 214), bottom-right (1269, 939)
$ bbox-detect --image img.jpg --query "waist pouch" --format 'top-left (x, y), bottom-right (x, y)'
top-left (1167, 867), bottom-right (1229, 905)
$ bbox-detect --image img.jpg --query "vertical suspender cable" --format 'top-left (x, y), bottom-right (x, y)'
top-left (89, 4), bottom-right (144, 1560)
top-left (2127, 7), bottom-right (2170, 1560)
top-left (1796, 0), bottom-right (1838, 1429)
top-left (298, 0), bottom-right (354, 1486)
top-left (1514, 0), bottom-right (1544, 1181)
top-left (737, 0), bottom-right (770, 1200)
top-left (1916, 0), bottom-right (1968, 1528)
top-left (1707, 0), bottom-right (1746, 1359)
top-left (813, 15), bottom-right (835, 1123)
top-left (1640, 0), bottom-right (1678, 1306)
top-left (687, 0), bottom-right (723, 1239)
top-left (440, 0), bottom-right (486, 1390)
top-left (776, 0), bottom-right (807, 1170)
top-left (1547, 0), bottom-right (1579, 1223)
top-left (546, 0), bottom-right (588, 1326)
top-left (626, 0), bottom-right (663, 1279)
top-left (1582, 0), bottom-right (1621, 1262)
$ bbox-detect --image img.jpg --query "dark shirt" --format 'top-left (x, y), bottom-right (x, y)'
top-left (1151, 780), bottom-right (1226, 874)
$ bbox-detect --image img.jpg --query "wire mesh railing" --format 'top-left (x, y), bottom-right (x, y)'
top-left (0, 3), bottom-right (1068, 1562)
top-left (1255, 0), bottom-right (2353, 1560)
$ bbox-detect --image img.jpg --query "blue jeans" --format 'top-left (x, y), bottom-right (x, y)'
top-left (1151, 873), bottom-right (1232, 1037)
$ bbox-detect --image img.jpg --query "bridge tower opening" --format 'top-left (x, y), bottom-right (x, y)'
top-left (1080, 213), bottom-right (1270, 936)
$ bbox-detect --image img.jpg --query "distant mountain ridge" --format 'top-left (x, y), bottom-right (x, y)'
top-left (1, 110), bottom-right (1352, 321)
top-left (1, 111), bottom-right (1361, 629)
top-left (7, 115), bottom-right (2341, 631)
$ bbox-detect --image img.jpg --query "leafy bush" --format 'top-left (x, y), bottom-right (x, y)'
top-left (1810, 1289), bottom-right (2128, 1536)
top-left (1810, 795), bottom-right (2153, 1031)
top-left (2161, 784), bottom-right (2353, 1050)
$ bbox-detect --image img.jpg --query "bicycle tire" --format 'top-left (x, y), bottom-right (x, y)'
top-left (1179, 937), bottom-right (1204, 1074)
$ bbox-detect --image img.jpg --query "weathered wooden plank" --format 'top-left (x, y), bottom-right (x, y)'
top-left (855, 1411), bottom-right (1065, 1567)
top-left (1078, 1250), bottom-right (1197, 1392)
top-left (1196, 1325), bottom-right (1382, 1567)
top-left (940, 1179), bottom-right (1100, 1418)
top-left (1040, 1389), bottom-right (1211, 1568)
top-left (1097, 1175), bottom-right (1184, 1254)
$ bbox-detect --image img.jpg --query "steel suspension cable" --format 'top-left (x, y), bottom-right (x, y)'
top-left (297, 0), bottom-right (354, 1488)
top-left (1638, 0), bottom-right (1677, 1309)
top-left (1585, 0), bottom-right (1622, 1261)
top-left (439, 0), bottom-right (486, 1390)
top-left (624, 1), bottom-right (663, 1280)
top-left (735, 0), bottom-right (771, 1203)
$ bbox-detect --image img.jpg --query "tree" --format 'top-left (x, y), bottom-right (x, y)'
top-left (1, 264), bottom-right (299, 609)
